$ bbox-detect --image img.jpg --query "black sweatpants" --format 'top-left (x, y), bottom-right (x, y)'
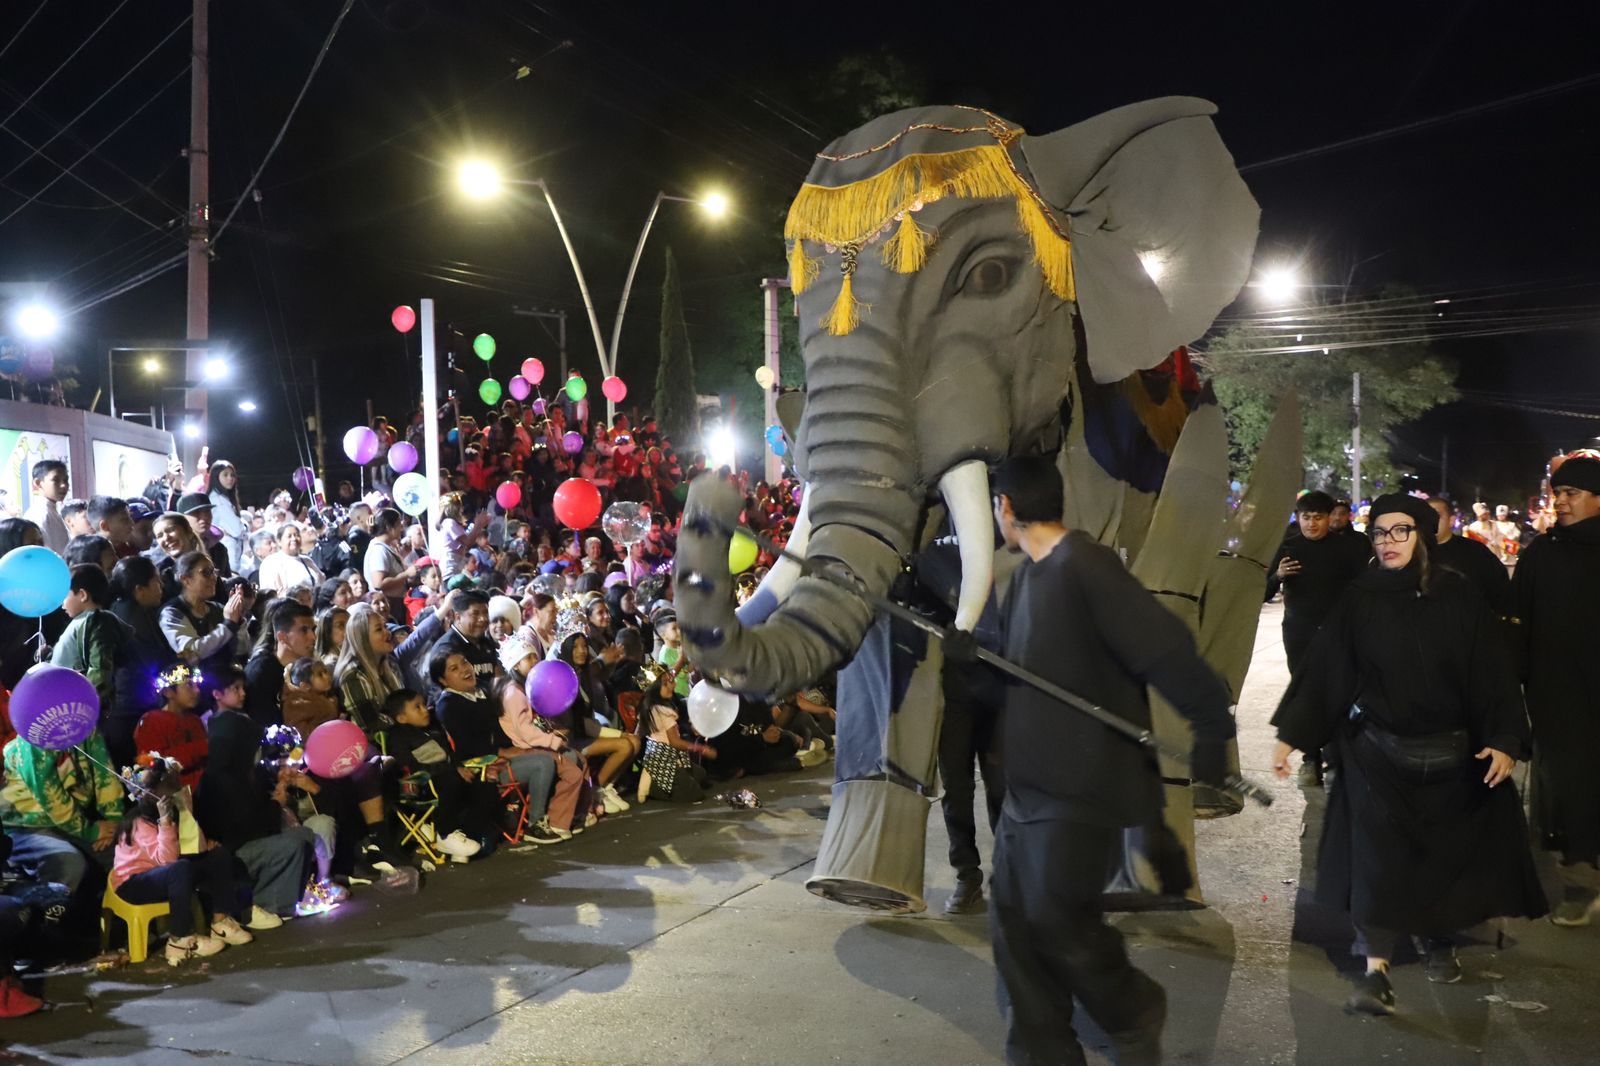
top-left (116, 849), bottom-right (240, 937)
top-left (938, 659), bottom-right (1004, 885)
top-left (990, 812), bottom-right (1165, 1066)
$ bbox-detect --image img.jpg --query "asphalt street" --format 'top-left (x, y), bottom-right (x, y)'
top-left (5, 601), bottom-right (1596, 1065)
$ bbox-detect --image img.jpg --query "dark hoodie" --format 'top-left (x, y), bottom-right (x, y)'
top-left (195, 710), bottom-right (281, 853)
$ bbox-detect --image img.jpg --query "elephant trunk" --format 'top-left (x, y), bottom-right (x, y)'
top-left (676, 354), bottom-right (921, 695)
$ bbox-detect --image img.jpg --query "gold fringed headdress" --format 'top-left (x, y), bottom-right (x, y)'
top-left (784, 106), bottom-right (1075, 336)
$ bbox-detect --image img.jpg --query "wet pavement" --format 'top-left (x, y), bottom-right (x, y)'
top-left (6, 601), bottom-right (1596, 1065)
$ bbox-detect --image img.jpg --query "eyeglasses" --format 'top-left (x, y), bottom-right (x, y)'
top-left (1368, 523), bottom-right (1415, 544)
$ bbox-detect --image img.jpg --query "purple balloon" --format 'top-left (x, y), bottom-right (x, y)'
top-left (531, 398), bottom-right (546, 416)
top-left (508, 376), bottom-right (532, 401)
top-left (343, 426), bottom-right (380, 465)
top-left (292, 466), bottom-right (316, 492)
top-left (9, 664), bottom-right (99, 751)
top-left (562, 431), bottom-right (584, 455)
top-left (603, 571), bottom-right (629, 589)
top-left (525, 659), bottom-right (579, 718)
top-left (387, 441), bottom-right (418, 474)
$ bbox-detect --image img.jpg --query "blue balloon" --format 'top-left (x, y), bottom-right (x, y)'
top-left (447, 429), bottom-right (459, 443)
top-left (0, 545), bottom-right (71, 617)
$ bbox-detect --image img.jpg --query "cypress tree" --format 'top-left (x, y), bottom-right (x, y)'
top-left (655, 246), bottom-right (700, 446)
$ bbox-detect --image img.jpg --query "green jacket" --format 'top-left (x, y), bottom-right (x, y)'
top-left (50, 608), bottom-right (127, 711)
top-left (0, 733), bottom-right (124, 841)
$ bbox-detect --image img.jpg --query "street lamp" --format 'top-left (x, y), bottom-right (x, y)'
top-left (141, 355), bottom-right (162, 374)
top-left (456, 159), bottom-right (504, 201)
top-left (237, 399), bottom-right (257, 413)
top-left (12, 302), bottom-right (60, 340)
top-left (202, 356), bottom-right (230, 381)
top-left (1254, 265), bottom-right (1301, 306)
top-left (607, 189), bottom-right (731, 418)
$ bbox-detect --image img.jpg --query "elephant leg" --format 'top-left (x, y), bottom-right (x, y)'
top-left (808, 613), bottom-right (944, 914)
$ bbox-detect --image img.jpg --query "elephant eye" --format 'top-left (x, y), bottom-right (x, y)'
top-left (961, 256), bottom-right (1015, 297)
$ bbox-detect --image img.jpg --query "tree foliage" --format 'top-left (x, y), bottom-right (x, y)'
top-left (1200, 291), bottom-right (1458, 495)
top-left (655, 247), bottom-right (700, 446)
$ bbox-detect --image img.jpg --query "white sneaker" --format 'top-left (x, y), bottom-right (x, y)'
top-left (797, 746), bottom-right (827, 768)
top-left (807, 738), bottom-right (826, 755)
top-left (436, 830), bottom-right (482, 861)
top-left (600, 784), bottom-right (630, 814)
top-left (246, 905), bottom-right (284, 930)
top-left (165, 933), bottom-right (226, 966)
top-left (210, 916), bottom-right (255, 946)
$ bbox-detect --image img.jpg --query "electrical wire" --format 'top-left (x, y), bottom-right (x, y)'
top-left (210, 0), bottom-right (357, 248)
top-left (0, 0), bottom-right (51, 65)
top-left (0, 13), bottom-right (190, 185)
top-left (0, 0), bottom-right (132, 128)
top-left (0, 67), bottom-right (188, 231)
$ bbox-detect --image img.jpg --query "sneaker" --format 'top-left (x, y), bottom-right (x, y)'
top-left (600, 783), bottom-right (630, 814)
top-left (361, 837), bottom-right (400, 875)
top-left (346, 863), bottom-right (381, 887)
top-left (1347, 969), bottom-right (1396, 1015)
top-left (0, 975), bottom-right (44, 1018)
top-left (796, 745), bottom-right (827, 768)
top-left (210, 916), bottom-right (254, 946)
top-left (1550, 897), bottom-right (1596, 927)
top-left (436, 830), bottom-right (482, 861)
top-left (525, 819), bottom-right (569, 845)
top-left (806, 737), bottom-right (826, 756)
top-left (943, 880), bottom-right (986, 915)
top-left (165, 933), bottom-right (226, 966)
top-left (1424, 945), bottom-right (1463, 984)
top-left (245, 905), bottom-right (284, 930)
top-left (1297, 756), bottom-right (1324, 787)
top-left (583, 811), bottom-right (599, 829)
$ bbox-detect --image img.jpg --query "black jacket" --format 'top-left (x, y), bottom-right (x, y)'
top-left (999, 532), bottom-right (1235, 828)
top-left (195, 710), bottom-right (282, 853)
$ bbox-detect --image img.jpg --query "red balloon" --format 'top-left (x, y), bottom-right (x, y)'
top-left (496, 481), bottom-right (522, 510)
top-left (391, 305), bottom-right (416, 333)
top-left (553, 477), bottom-right (602, 529)
top-left (601, 375), bottom-right (627, 403)
top-left (520, 358), bottom-right (544, 384)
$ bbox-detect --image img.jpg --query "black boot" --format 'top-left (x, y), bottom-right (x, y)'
top-left (943, 879), bottom-right (985, 915)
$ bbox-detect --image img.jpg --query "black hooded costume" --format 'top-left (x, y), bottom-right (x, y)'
top-left (1512, 457), bottom-right (1600, 864)
top-left (1272, 494), bottom-right (1546, 935)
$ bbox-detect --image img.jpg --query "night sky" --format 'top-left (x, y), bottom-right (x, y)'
top-left (2, 1), bottom-right (1597, 502)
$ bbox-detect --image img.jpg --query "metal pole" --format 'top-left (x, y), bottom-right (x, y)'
top-left (1350, 371), bottom-right (1362, 503)
top-left (182, 0), bottom-right (210, 471)
top-left (534, 181), bottom-right (611, 423)
top-left (558, 311), bottom-right (567, 385)
top-left (421, 298), bottom-right (441, 536)
top-left (761, 277), bottom-right (786, 485)
top-left (608, 193), bottom-right (664, 397)
top-left (312, 359), bottom-right (327, 488)
top-left (106, 348), bottom-right (116, 419)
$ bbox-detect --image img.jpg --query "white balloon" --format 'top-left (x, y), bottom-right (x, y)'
top-left (602, 501), bottom-right (651, 546)
top-left (686, 679), bottom-right (739, 739)
top-left (392, 472), bottom-right (432, 517)
top-left (753, 365), bottom-right (775, 389)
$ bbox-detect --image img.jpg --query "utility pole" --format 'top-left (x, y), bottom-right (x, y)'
top-left (1350, 371), bottom-right (1362, 504)
top-left (511, 306), bottom-right (569, 397)
top-left (182, 0), bottom-right (210, 473)
top-left (420, 299), bottom-right (441, 535)
top-left (311, 359), bottom-right (327, 486)
top-left (760, 277), bottom-right (788, 485)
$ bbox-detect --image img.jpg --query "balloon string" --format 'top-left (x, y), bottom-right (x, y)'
top-left (29, 619), bottom-right (45, 663)
top-left (72, 744), bottom-right (153, 800)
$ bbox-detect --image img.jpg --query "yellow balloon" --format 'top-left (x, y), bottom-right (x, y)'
top-left (754, 365), bottom-right (775, 389)
top-left (728, 532), bottom-right (758, 573)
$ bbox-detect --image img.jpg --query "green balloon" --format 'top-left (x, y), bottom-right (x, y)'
top-left (565, 375), bottom-right (587, 401)
top-left (479, 378), bottom-right (502, 405)
top-left (473, 333), bottom-right (496, 361)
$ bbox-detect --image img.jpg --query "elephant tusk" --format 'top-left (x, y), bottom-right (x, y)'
top-left (939, 460), bottom-right (995, 633)
top-left (735, 486), bottom-right (814, 626)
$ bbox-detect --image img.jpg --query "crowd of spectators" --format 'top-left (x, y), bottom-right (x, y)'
top-left (0, 399), bottom-right (826, 1015)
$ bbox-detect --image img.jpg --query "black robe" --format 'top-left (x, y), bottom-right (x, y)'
top-left (1266, 532), bottom-right (1371, 669)
top-left (1273, 565), bottom-right (1546, 934)
top-left (1511, 513), bottom-right (1600, 861)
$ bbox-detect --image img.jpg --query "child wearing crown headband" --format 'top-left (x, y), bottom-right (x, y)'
top-left (112, 756), bottom-right (254, 966)
top-left (634, 659), bottom-right (712, 805)
top-left (135, 665), bottom-right (210, 791)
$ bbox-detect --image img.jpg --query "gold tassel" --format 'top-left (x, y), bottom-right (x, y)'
top-left (882, 212), bottom-right (928, 273)
top-left (788, 240), bottom-right (819, 294)
top-left (823, 271), bottom-right (861, 336)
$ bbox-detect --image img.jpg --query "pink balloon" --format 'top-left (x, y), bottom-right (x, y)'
top-left (508, 376), bottom-right (531, 401)
top-left (496, 481), bottom-right (522, 510)
top-left (304, 720), bottom-right (369, 778)
top-left (387, 441), bottom-right (418, 474)
top-left (601, 375), bottom-right (627, 403)
top-left (391, 305), bottom-right (416, 333)
top-left (521, 358), bottom-right (545, 384)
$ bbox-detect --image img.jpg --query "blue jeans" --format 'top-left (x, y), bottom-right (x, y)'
top-left (235, 829), bottom-right (315, 916)
top-left (4, 827), bottom-right (112, 894)
top-left (506, 753), bottom-right (555, 823)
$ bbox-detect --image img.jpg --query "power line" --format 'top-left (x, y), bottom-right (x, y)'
top-left (0, 0), bottom-right (51, 65)
top-left (0, 0), bottom-right (132, 129)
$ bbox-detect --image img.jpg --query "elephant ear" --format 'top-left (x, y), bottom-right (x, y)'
top-left (1021, 97), bottom-right (1259, 384)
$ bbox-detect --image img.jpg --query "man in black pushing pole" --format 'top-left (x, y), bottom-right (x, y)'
top-left (979, 456), bottom-right (1235, 1066)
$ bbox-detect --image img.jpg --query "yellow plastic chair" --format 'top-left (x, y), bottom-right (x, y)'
top-left (101, 882), bottom-right (206, 964)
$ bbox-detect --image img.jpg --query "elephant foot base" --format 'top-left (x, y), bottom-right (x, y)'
top-left (806, 777), bottom-right (931, 914)
top-left (1193, 783), bottom-right (1244, 819)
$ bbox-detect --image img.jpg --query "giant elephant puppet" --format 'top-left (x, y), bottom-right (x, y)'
top-left (674, 98), bottom-right (1300, 912)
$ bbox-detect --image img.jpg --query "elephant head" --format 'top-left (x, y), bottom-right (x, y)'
top-left (676, 98), bottom-right (1259, 697)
